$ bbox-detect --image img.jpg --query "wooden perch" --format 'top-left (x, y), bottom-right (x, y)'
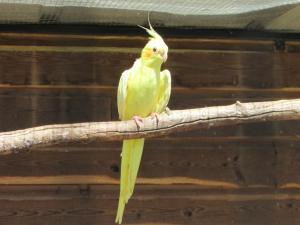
top-left (0, 99), bottom-right (300, 154)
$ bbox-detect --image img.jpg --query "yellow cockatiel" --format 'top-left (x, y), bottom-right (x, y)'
top-left (116, 22), bottom-right (171, 224)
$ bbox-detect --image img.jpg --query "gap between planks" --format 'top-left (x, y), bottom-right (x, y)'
top-left (0, 32), bottom-right (275, 47)
top-left (0, 45), bottom-right (276, 54)
top-left (0, 184), bottom-right (300, 201)
top-left (0, 84), bottom-right (300, 94)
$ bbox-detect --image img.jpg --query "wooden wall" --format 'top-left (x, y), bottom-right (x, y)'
top-left (0, 29), bottom-right (300, 225)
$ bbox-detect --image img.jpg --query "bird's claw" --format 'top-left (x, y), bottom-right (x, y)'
top-left (132, 116), bottom-right (143, 130)
top-left (165, 107), bottom-right (171, 115)
top-left (150, 112), bottom-right (160, 126)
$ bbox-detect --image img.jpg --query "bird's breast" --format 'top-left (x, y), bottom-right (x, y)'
top-left (125, 69), bottom-right (160, 118)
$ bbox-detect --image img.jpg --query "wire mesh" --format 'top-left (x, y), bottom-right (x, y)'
top-left (0, 0), bottom-right (299, 28)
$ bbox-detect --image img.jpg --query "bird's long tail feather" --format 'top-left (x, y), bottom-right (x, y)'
top-left (115, 138), bottom-right (145, 224)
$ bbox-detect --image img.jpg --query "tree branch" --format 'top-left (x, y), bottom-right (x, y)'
top-left (0, 99), bottom-right (300, 154)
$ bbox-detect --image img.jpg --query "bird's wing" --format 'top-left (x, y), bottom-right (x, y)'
top-left (156, 69), bottom-right (171, 113)
top-left (117, 69), bottom-right (130, 120)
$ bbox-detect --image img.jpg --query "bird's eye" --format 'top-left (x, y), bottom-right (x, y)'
top-left (153, 47), bottom-right (157, 52)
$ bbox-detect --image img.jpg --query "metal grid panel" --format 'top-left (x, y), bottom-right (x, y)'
top-left (0, 0), bottom-right (299, 30)
top-left (0, 0), bottom-right (299, 15)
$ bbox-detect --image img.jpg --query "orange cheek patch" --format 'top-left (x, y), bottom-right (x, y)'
top-left (143, 48), bottom-right (153, 58)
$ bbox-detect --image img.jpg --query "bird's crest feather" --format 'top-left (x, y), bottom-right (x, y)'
top-left (138, 15), bottom-right (163, 40)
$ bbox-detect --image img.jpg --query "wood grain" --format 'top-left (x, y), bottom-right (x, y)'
top-left (0, 46), bottom-right (300, 88)
top-left (0, 31), bottom-right (300, 225)
top-left (0, 185), bottom-right (298, 225)
top-left (0, 137), bottom-right (297, 187)
top-left (0, 32), bottom-right (275, 51)
top-left (0, 33), bottom-right (298, 90)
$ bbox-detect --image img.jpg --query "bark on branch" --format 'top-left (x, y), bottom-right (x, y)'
top-left (1, 99), bottom-right (300, 154)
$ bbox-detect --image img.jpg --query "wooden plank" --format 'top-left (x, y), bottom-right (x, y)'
top-left (166, 38), bottom-right (274, 52)
top-left (0, 137), bottom-right (297, 187)
top-left (0, 49), bottom-right (237, 87)
top-left (0, 92), bottom-right (111, 132)
top-left (0, 142), bottom-right (239, 186)
top-left (0, 32), bottom-right (275, 51)
top-left (2, 85), bottom-right (300, 100)
top-left (276, 142), bottom-right (300, 187)
top-left (286, 41), bottom-right (300, 52)
top-left (276, 121), bottom-right (300, 136)
top-left (1, 85), bottom-right (300, 102)
top-left (0, 185), bottom-right (298, 225)
top-left (0, 48), bottom-right (300, 87)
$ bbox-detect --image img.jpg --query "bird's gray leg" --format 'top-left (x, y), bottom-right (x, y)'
top-left (150, 112), bottom-right (160, 127)
top-left (132, 116), bottom-right (143, 130)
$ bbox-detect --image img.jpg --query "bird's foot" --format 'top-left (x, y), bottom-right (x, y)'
top-left (132, 116), bottom-right (143, 130)
top-left (165, 107), bottom-right (171, 115)
top-left (150, 112), bottom-right (160, 126)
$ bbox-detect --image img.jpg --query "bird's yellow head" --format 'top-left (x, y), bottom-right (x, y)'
top-left (139, 21), bottom-right (168, 67)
